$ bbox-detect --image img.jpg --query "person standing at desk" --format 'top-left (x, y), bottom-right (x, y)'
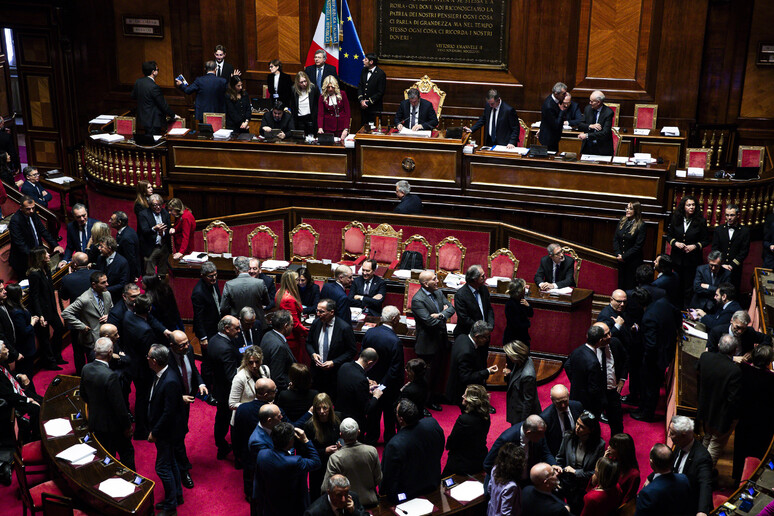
top-left (534, 243), bottom-right (576, 291)
top-left (266, 59), bottom-right (293, 109)
top-left (175, 61), bottom-right (227, 123)
top-left (317, 76), bottom-right (351, 139)
top-left (538, 82), bottom-right (568, 152)
top-left (131, 61), bottom-right (176, 135)
top-left (463, 89), bottom-right (520, 148)
top-left (305, 49), bottom-right (338, 94)
top-left (576, 90), bottom-right (615, 156)
top-left (358, 53), bottom-right (386, 125)
top-left (290, 71), bottom-right (318, 135)
top-left (562, 92), bottom-right (585, 128)
top-left (666, 195), bottom-right (709, 308)
top-left (224, 75), bottom-right (252, 133)
top-left (393, 180), bottom-right (423, 215)
top-left (395, 88), bottom-right (438, 131)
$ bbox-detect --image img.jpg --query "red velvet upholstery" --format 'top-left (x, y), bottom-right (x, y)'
top-left (290, 223), bottom-right (319, 260)
top-left (341, 222), bottom-right (367, 265)
top-left (114, 117), bottom-right (135, 137)
top-left (517, 119), bottom-right (529, 148)
top-left (168, 119), bottom-right (185, 129)
top-left (22, 441), bottom-right (45, 465)
top-left (607, 103), bottom-right (620, 126)
top-left (740, 148), bottom-right (763, 168)
top-left (29, 480), bottom-right (65, 510)
top-left (203, 222), bottom-right (232, 254)
top-left (489, 250), bottom-right (518, 279)
top-left (421, 89), bottom-right (442, 118)
top-left (190, 219), bottom-right (285, 259)
top-left (404, 75), bottom-right (446, 119)
top-left (634, 105), bottom-right (657, 130)
top-left (612, 128), bottom-right (621, 156)
top-left (248, 225), bottom-right (278, 260)
top-left (203, 113), bottom-right (225, 132)
top-left (366, 223), bottom-right (403, 269)
top-left (436, 237), bottom-right (466, 274)
top-left (742, 456), bottom-right (761, 481)
top-left (403, 280), bottom-right (422, 314)
top-left (687, 149), bottom-right (710, 170)
top-left (447, 293), bottom-right (458, 324)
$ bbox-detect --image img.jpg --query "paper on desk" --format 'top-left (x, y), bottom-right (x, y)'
top-left (90, 133), bottom-right (125, 143)
top-left (490, 145), bottom-right (529, 155)
top-left (89, 117), bottom-right (114, 124)
top-left (395, 497), bottom-right (435, 516)
top-left (0, 224), bottom-right (8, 233)
top-left (676, 169), bottom-right (687, 178)
top-left (443, 273), bottom-right (465, 287)
top-left (344, 134), bottom-right (356, 148)
top-left (486, 277), bottom-right (511, 287)
top-left (72, 453), bottom-right (98, 466)
top-left (633, 128), bottom-right (650, 135)
top-left (405, 318), bottom-right (416, 329)
top-left (56, 443), bottom-right (97, 463)
top-left (261, 259), bottom-right (290, 270)
top-left (687, 167), bottom-right (704, 177)
top-left (48, 176), bottom-right (75, 185)
top-left (612, 156), bottom-right (629, 164)
top-left (99, 477), bottom-right (138, 499)
top-left (167, 127), bottom-right (190, 136)
top-left (449, 480), bottom-right (485, 503)
top-left (682, 322), bottom-right (708, 340)
top-left (350, 307), bottom-right (363, 322)
top-left (580, 154), bottom-right (613, 163)
top-left (661, 126), bottom-right (680, 136)
top-left (398, 127), bottom-right (432, 138)
top-left (547, 287), bottom-right (573, 295)
top-left (44, 418), bottom-right (74, 438)
top-left (446, 323), bottom-right (457, 334)
top-left (181, 252), bottom-right (208, 263)
top-left (531, 121), bottom-right (541, 128)
top-left (391, 269), bottom-right (411, 280)
top-left (213, 129), bottom-right (233, 139)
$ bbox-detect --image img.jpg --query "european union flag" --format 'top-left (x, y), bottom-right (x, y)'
top-left (338, 0), bottom-right (365, 87)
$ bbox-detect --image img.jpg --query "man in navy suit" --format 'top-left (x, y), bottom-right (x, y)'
top-left (395, 88), bottom-right (438, 131)
top-left (707, 310), bottom-right (770, 355)
top-left (453, 264), bottom-right (495, 337)
top-left (689, 251), bottom-right (731, 311)
top-left (538, 82), bottom-right (568, 152)
top-left (191, 262), bottom-right (221, 348)
top-left (209, 315), bottom-right (242, 459)
top-left (564, 323), bottom-right (608, 417)
top-left (636, 443), bottom-right (693, 516)
top-left (668, 415), bottom-right (713, 515)
top-left (535, 243), bottom-right (576, 291)
top-left (175, 60), bottom-right (227, 122)
top-left (336, 348), bottom-right (383, 437)
top-left (63, 203), bottom-right (96, 262)
top-left (260, 310), bottom-right (296, 391)
top-left (236, 306), bottom-right (263, 349)
top-left (562, 92), bottom-right (585, 128)
top-left (110, 211), bottom-right (141, 280)
top-left (9, 197), bottom-right (63, 279)
top-left (20, 167), bottom-right (52, 208)
top-left (576, 90), bottom-right (615, 156)
top-left (362, 306), bottom-right (404, 443)
top-left (58, 252), bottom-right (93, 307)
top-left (146, 344), bottom-right (185, 515)
top-left (540, 384), bottom-right (584, 456)
top-left (305, 299), bottom-right (357, 399)
top-left (320, 265), bottom-right (353, 321)
top-left (96, 236), bottom-right (129, 304)
top-left (138, 194), bottom-right (172, 276)
top-left (652, 254), bottom-right (681, 308)
top-left (446, 321), bottom-right (496, 407)
top-left (249, 258), bottom-right (276, 311)
top-left (464, 89), bottom-right (520, 148)
top-left (393, 180), bottom-right (423, 215)
top-left (521, 463), bottom-right (571, 516)
top-left (131, 61), bottom-right (175, 135)
top-left (348, 259), bottom-right (386, 316)
top-left (692, 283), bottom-right (741, 331)
top-left (305, 49), bottom-right (338, 93)
top-left (711, 204), bottom-right (750, 290)
top-left (597, 289), bottom-right (632, 344)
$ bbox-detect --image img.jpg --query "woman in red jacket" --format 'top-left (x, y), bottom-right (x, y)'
top-left (317, 76), bottom-right (350, 139)
top-left (167, 197), bottom-right (195, 259)
top-left (276, 271), bottom-right (309, 360)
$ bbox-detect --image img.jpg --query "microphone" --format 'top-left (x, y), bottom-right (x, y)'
top-left (65, 394), bottom-right (81, 416)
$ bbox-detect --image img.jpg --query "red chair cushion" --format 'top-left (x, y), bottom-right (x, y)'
top-left (292, 230), bottom-right (316, 258)
top-left (742, 457), bottom-right (761, 480)
top-left (636, 108), bottom-right (654, 129)
top-left (206, 227), bottom-right (230, 254)
top-left (688, 152), bottom-right (707, 169)
top-left (420, 90), bottom-right (441, 117)
top-left (490, 254), bottom-right (515, 278)
top-left (169, 119), bottom-right (184, 129)
top-left (205, 116), bottom-right (224, 132)
top-left (438, 243), bottom-right (462, 272)
top-left (370, 235), bottom-right (400, 265)
top-left (740, 149), bottom-right (761, 168)
top-left (115, 119), bottom-right (134, 136)
top-left (343, 227), bottom-right (366, 255)
top-left (250, 232), bottom-right (276, 260)
top-left (22, 440), bottom-right (45, 464)
top-left (518, 125), bottom-right (527, 147)
top-left (30, 480), bottom-right (65, 509)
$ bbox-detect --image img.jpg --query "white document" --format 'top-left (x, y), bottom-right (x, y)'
top-left (682, 322), bottom-right (708, 340)
top-left (98, 477), bottom-right (138, 499)
top-left (661, 126), bottom-right (680, 136)
top-left (350, 307), bottom-right (363, 322)
top-left (260, 259), bottom-right (290, 270)
top-left (449, 480), bottom-right (485, 502)
top-left (391, 269), bottom-right (411, 280)
top-left (167, 127), bottom-right (190, 136)
top-left (89, 117), bottom-right (114, 124)
top-left (612, 156), bottom-right (629, 164)
top-left (395, 497), bottom-right (435, 516)
top-left (44, 418), bottom-right (73, 438)
top-left (446, 323), bottom-right (457, 334)
top-left (0, 224), bottom-right (7, 233)
top-left (485, 276), bottom-right (511, 287)
top-left (181, 252), bottom-right (207, 263)
top-left (531, 121), bottom-right (541, 128)
top-left (153, 135), bottom-right (163, 142)
top-left (491, 145), bottom-right (529, 155)
top-left (633, 128), bottom-right (651, 135)
top-left (581, 154), bottom-right (613, 163)
top-left (344, 134), bottom-right (356, 148)
top-left (634, 153), bottom-right (652, 160)
top-left (48, 176), bottom-right (75, 185)
top-left (72, 453), bottom-right (98, 466)
top-left (547, 287), bottom-right (573, 295)
top-left (90, 133), bottom-right (125, 143)
top-left (398, 127), bottom-right (432, 138)
top-left (213, 129), bottom-right (233, 139)
top-left (676, 169), bottom-right (687, 178)
top-left (443, 273), bottom-right (465, 287)
top-left (56, 443), bottom-right (97, 463)
top-left (405, 317), bottom-right (416, 329)
top-left (687, 167), bottom-right (704, 177)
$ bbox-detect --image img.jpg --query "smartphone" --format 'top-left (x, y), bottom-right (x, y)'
top-left (82, 434), bottom-right (90, 443)
top-left (397, 493), bottom-right (407, 502)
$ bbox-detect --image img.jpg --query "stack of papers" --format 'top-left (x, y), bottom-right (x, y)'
top-left (167, 127), bottom-right (190, 136)
top-left (391, 269), bottom-right (411, 280)
top-left (213, 129), bottom-right (233, 140)
top-left (531, 121), bottom-right (541, 128)
top-left (687, 167), bottom-right (704, 177)
top-left (349, 307), bottom-right (363, 322)
top-left (446, 323), bottom-right (457, 334)
top-left (395, 498), bottom-right (435, 516)
top-left (398, 128), bottom-right (432, 138)
top-left (344, 134), bottom-right (356, 148)
top-left (612, 156), bottom-right (629, 164)
top-left (44, 418), bottom-right (74, 438)
top-left (633, 128), bottom-right (651, 135)
top-left (449, 480), bottom-right (485, 502)
top-left (90, 133), bottom-right (125, 143)
top-left (580, 154), bottom-right (613, 163)
top-left (661, 126), bottom-right (680, 136)
top-left (443, 273), bottom-right (465, 288)
top-left (56, 442), bottom-right (97, 463)
top-left (98, 478), bottom-right (138, 500)
top-left (682, 322), bottom-right (708, 340)
top-left (485, 277), bottom-right (511, 287)
top-left (491, 145), bottom-right (529, 155)
top-left (180, 252), bottom-right (208, 263)
top-left (260, 260), bottom-right (290, 270)
top-left (48, 176), bottom-right (75, 185)
top-left (547, 287), bottom-right (573, 295)
top-left (89, 115), bottom-right (116, 125)
top-left (0, 224), bottom-right (9, 233)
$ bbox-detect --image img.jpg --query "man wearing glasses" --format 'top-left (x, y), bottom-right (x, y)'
top-left (20, 167), bottom-right (52, 208)
top-left (305, 299), bottom-right (356, 397)
top-left (535, 242), bottom-right (576, 292)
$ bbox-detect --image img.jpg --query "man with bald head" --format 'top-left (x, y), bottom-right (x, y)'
top-left (248, 403), bottom-right (284, 504)
top-left (521, 462), bottom-right (571, 515)
top-left (597, 289), bottom-right (631, 342)
top-left (321, 265), bottom-right (354, 321)
top-left (58, 252), bottom-right (92, 307)
top-left (209, 315), bottom-right (242, 459)
top-left (411, 269), bottom-right (455, 411)
top-left (540, 384), bottom-right (584, 456)
top-left (99, 323), bottom-right (131, 408)
top-left (636, 443), bottom-right (693, 515)
top-left (577, 90), bottom-right (614, 156)
top-left (564, 323), bottom-right (612, 420)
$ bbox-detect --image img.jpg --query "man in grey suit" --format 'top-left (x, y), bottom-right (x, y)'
top-left (323, 417), bottom-right (382, 508)
top-left (411, 269), bottom-right (455, 411)
top-left (62, 270), bottom-right (114, 375)
top-left (220, 256), bottom-right (269, 325)
top-left (259, 310), bottom-right (297, 391)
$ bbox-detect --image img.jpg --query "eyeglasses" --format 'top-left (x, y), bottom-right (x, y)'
top-left (316, 309), bottom-right (331, 314)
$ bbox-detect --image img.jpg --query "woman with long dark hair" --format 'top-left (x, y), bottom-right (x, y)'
top-left (503, 340), bottom-right (541, 424)
top-left (443, 384), bottom-right (492, 476)
top-left (225, 75), bottom-right (252, 132)
top-left (487, 442), bottom-right (526, 516)
top-left (133, 180), bottom-right (153, 230)
top-left (276, 363), bottom-right (318, 422)
top-left (557, 410), bottom-right (606, 514)
top-left (603, 433), bottom-right (640, 503)
top-left (26, 247), bottom-right (65, 369)
top-left (613, 201), bottom-right (646, 290)
top-left (503, 279), bottom-right (533, 346)
top-left (297, 266), bottom-right (320, 315)
top-left (303, 393), bottom-right (341, 498)
top-left (666, 195), bottom-right (709, 307)
top-left (142, 274), bottom-right (183, 330)
top-left (399, 358), bottom-right (429, 415)
top-left (5, 283), bottom-right (39, 377)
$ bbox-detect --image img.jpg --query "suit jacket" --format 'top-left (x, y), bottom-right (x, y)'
top-left (320, 281), bottom-right (351, 321)
top-left (305, 63), bottom-right (338, 92)
top-left (690, 264), bottom-right (731, 311)
top-left (107, 299), bottom-right (167, 336)
top-left (116, 226), bottom-right (141, 280)
top-left (21, 181), bottom-right (52, 207)
top-left (577, 104), bottom-right (614, 156)
top-left (168, 347), bottom-right (204, 398)
top-left (261, 110), bottom-right (295, 133)
top-left (59, 268), bottom-right (93, 304)
top-left (62, 288), bottom-right (113, 348)
top-left (483, 421), bottom-right (556, 489)
top-left (635, 472), bottom-right (693, 516)
top-left (557, 433), bottom-right (606, 485)
top-left (470, 100), bottom-right (520, 146)
top-left (521, 486), bottom-right (571, 516)
top-left (348, 275), bottom-right (386, 316)
top-left (540, 400), bottom-right (585, 456)
top-left (220, 273), bottom-right (269, 323)
top-left (208, 332), bottom-right (241, 402)
top-left (215, 60), bottom-right (235, 80)
top-left (411, 288), bottom-right (455, 355)
top-left (699, 300), bottom-right (742, 331)
top-left (179, 72), bottom-right (227, 121)
top-left (304, 490), bottom-right (367, 516)
top-left (259, 273), bottom-right (277, 311)
top-left (652, 272), bottom-right (682, 309)
top-left (445, 334), bottom-right (490, 403)
top-left (534, 255), bottom-right (576, 289)
top-left (323, 441), bottom-right (382, 507)
top-left (707, 324), bottom-right (770, 354)
top-left (305, 317), bottom-right (356, 368)
top-left (597, 303), bottom-right (631, 344)
top-left (96, 253), bottom-right (130, 303)
top-left (225, 94), bottom-right (253, 131)
top-left (27, 269), bottom-right (59, 321)
top-left (673, 440), bottom-right (714, 515)
top-left (191, 278), bottom-right (221, 340)
top-left (266, 71), bottom-right (294, 108)
top-left (260, 330), bottom-right (297, 391)
top-left (565, 101), bottom-right (585, 128)
top-left (538, 94), bottom-right (567, 152)
top-left (137, 207), bottom-right (172, 257)
top-left (9, 209), bottom-right (57, 277)
top-left (380, 416), bottom-right (445, 502)
top-left (0, 364), bottom-right (35, 408)
top-left (393, 193), bottom-right (423, 214)
top-left (290, 84), bottom-right (320, 131)
top-left (0, 305), bottom-right (19, 362)
top-left (81, 360), bottom-right (131, 434)
top-left (711, 224), bottom-right (750, 272)
top-left (697, 351), bottom-right (742, 433)
top-left (394, 98), bottom-right (438, 130)
top-left (506, 357), bottom-right (541, 425)
top-left (362, 324), bottom-right (404, 391)
top-left (453, 283), bottom-right (495, 337)
top-left (121, 311), bottom-right (157, 377)
top-left (444, 412), bottom-right (490, 475)
top-left (148, 367), bottom-right (185, 441)
top-left (336, 361), bottom-right (378, 428)
top-left (357, 66), bottom-right (386, 112)
top-left (666, 215), bottom-right (710, 267)
top-left (255, 441), bottom-right (321, 516)
top-left (64, 218), bottom-right (96, 261)
top-left (642, 297), bottom-right (680, 370)
top-left (564, 344), bottom-right (606, 415)
top-left (131, 76), bottom-right (175, 134)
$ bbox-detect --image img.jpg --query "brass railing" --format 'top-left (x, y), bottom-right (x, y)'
top-left (669, 179), bottom-right (774, 228)
top-left (82, 139), bottom-right (166, 189)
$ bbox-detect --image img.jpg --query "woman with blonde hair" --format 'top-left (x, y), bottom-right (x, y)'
top-left (86, 221), bottom-right (111, 263)
top-left (276, 270), bottom-right (308, 359)
top-left (291, 70), bottom-right (318, 134)
top-left (133, 180), bottom-right (153, 230)
top-left (166, 197), bottom-right (195, 259)
top-left (317, 75), bottom-right (350, 138)
top-left (303, 393), bottom-right (342, 497)
top-left (613, 200), bottom-right (646, 290)
top-left (503, 340), bottom-right (540, 424)
top-left (229, 345), bottom-right (270, 426)
top-left (443, 384), bottom-right (492, 476)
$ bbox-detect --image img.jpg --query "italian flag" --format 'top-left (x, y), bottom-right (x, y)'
top-left (304, 0), bottom-right (340, 69)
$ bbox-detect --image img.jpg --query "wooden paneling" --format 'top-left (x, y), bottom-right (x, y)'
top-left (17, 34), bottom-right (50, 65)
top-left (586, 0), bottom-right (643, 80)
top-left (740, 1), bottom-right (774, 119)
top-left (113, 0), bottom-right (175, 87)
top-left (24, 75), bottom-right (55, 129)
top-left (359, 145), bottom-right (458, 183)
top-left (29, 137), bottom-right (60, 168)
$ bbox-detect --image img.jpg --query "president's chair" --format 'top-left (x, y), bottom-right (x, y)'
top-left (366, 223), bottom-right (403, 269)
top-left (488, 248), bottom-right (519, 279)
top-left (404, 75), bottom-right (446, 119)
top-left (340, 221), bottom-right (368, 266)
top-left (685, 148), bottom-right (712, 171)
top-left (737, 146), bottom-right (766, 175)
top-left (435, 236), bottom-right (466, 275)
top-left (203, 220), bottom-right (233, 254)
top-left (247, 225), bottom-right (279, 261)
top-left (561, 246), bottom-right (583, 285)
top-left (202, 113), bottom-right (225, 132)
top-left (289, 222), bottom-right (320, 261)
top-left (634, 104), bottom-right (658, 132)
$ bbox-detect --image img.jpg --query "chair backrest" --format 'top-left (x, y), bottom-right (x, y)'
top-left (612, 127), bottom-right (621, 156)
top-left (633, 104), bottom-right (658, 131)
top-left (289, 222), bottom-right (320, 261)
top-left (247, 225), bottom-right (278, 260)
top-left (203, 113), bottom-right (225, 132)
top-left (685, 148), bottom-right (712, 171)
top-left (606, 103), bottom-right (620, 127)
top-left (738, 145), bottom-right (766, 174)
top-left (488, 248), bottom-right (519, 279)
top-left (366, 223), bottom-right (403, 266)
top-left (12, 452), bottom-right (34, 510)
top-left (114, 116), bottom-right (135, 137)
top-left (616, 498), bottom-right (636, 516)
top-left (203, 220), bottom-right (233, 254)
top-left (341, 221), bottom-right (367, 262)
top-left (561, 246), bottom-right (582, 285)
top-left (42, 493), bottom-right (76, 516)
top-left (404, 75), bottom-right (446, 119)
top-left (435, 236), bottom-right (466, 274)
top-left (402, 234), bottom-right (432, 269)
top-left (517, 118), bottom-right (530, 148)
top-left (168, 118), bottom-right (186, 129)
top-left (693, 124), bottom-right (737, 169)
top-left (403, 279), bottom-right (422, 315)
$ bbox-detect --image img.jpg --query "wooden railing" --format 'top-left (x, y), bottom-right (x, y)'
top-left (81, 139), bottom-right (166, 189)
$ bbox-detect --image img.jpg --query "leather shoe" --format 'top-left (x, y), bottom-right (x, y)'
top-left (41, 362), bottom-right (63, 371)
top-left (630, 411), bottom-right (658, 422)
top-left (55, 356), bottom-right (68, 365)
top-left (489, 406), bottom-right (497, 414)
top-left (182, 472), bottom-right (194, 489)
top-left (599, 413), bottom-right (609, 424)
top-left (620, 395), bottom-right (640, 406)
top-left (428, 402), bottom-right (442, 412)
top-left (206, 396), bottom-right (218, 407)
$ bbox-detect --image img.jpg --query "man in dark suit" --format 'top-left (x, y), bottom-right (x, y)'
top-left (58, 252), bottom-right (92, 307)
top-left (20, 167), bottom-right (52, 208)
top-left (534, 243), bottom-right (576, 291)
top-left (248, 404), bottom-right (284, 503)
top-left (357, 53), bottom-right (386, 125)
top-left (81, 337), bottom-right (135, 469)
top-left (652, 254), bottom-right (682, 308)
top-left (393, 180), bottom-right (423, 215)
top-left (689, 251), bottom-right (731, 311)
top-left (538, 82), bottom-right (568, 152)
top-left (249, 258), bottom-right (276, 311)
top-left (108, 283), bottom-right (170, 337)
top-left (191, 262), bottom-right (221, 349)
top-left (168, 330), bottom-right (208, 490)
top-left (146, 344), bottom-right (185, 515)
top-left (137, 193), bottom-right (172, 276)
top-left (131, 61), bottom-right (176, 135)
top-left (562, 92), bottom-right (585, 128)
top-left (693, 282), bottom-right (742, 331)
top-left (348, 259), bottom-right (386, 316)
top-left (362, 306), bottom-right (404, 443)
top-left (175, 60), bottom-right (227, 122)
top-left (453, 264), bottom-right (495, 337)
top-left (336, 348), bottom-right (383, 434)
top-left (711, 204), bottom-right (750, 291)
top-left (564, 323), bottom-right (608, 418)
top-left (305, 49), bottom-right (338, 94)
top-left (597, 289), bottom-right (632, 344)
top-left (236, 306), bottom-right (262, 350)
top-left (464, 89), bottom-right (520, 147)
top-left (540, 384), bottom-right (584, 456)
top-left (306, 474), bottom-right (369, 516)
top-left (63, 203), bottom-right (96, 261)
top-left (707, 310), bottom-right (770, 355)
top-left (0, 341), bottom-right (42, 440)
top-left (395, 87), bottom-right (438, 131)
top-left (260, 310), bottom-right (297, 391)
top-left (306, 299), bottom-right (357, 398)
top-left (213, 44), bottom-right (238, 79)
top-left (260, 101), bottom-right (295, 139)
top-left (220, 256), bottom-right (269, 324)
top-left (446, 321), bottom-right (496, 407)
top-left (208, 315), bottom-right (242, 459)
top-left (668, 415), bottom-right (713, 515)
top-left (110, 211), bottom-right (141, 280)
top-left (96, 236), bottom-right (129, 304)
top-left (484, 415), bottom-right (557, 489)
top-left (9, 197), bottom-right (63, 279)
top-left (411, 269), bottom-right (455, 411)
top-left (98, 323), bottom-right (132, 410)
top-left (0, 282), bottom-right (20, 366)
top-left (320, 265), bottom-right (353, 321)
top-left (521, 463), bottom-right (571, 516)
top-left (636, 443), bottom-right (693, 516)
top-left (380, 399), bottom-right (445, 503)
top-left (576, 90), bottom-right (615, 156)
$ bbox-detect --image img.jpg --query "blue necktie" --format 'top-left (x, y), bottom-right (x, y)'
top-left (317, 68), bottom-right (322, 91)
top-left (321, 324), bottom-right (330, 361)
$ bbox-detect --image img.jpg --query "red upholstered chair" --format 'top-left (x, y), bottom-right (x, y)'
top-left (435, 236), bottom-right (466, 274)
top-left (738, 146), bottom-right (765, 174)
top-left (247, 225), bottom-right (278, 261)
top-left (403, 279), bottom-right (422, 315)
top-left (203, 113), bottom-right (225, 132)
top-left (606, 103), bottom-right (620, 127)
top-left (168, 118), bottom-right (186, 130)
top-left (634, 104), bottom-right (658, 131)
top-left (562, 246), bottom-right (582, 285)
top-left (340, 221), bottom-right (367, 266)
top-left (612, 128), bottom-right (622, 156)
top-left (517, 118), bottom-right (530, 148)
top-left (404, 75), bottom-right (446, 119)
top-left (14, 452), bottom-right (68, 515)
top-left (289, 223), bottom-right (320, 261)
top-left (203, 220), bottom-right (233, 254)
top-left (366, 223), bottom-right (403, 269)
top-left (685, 148), bottom-right (712, 171)
top-left (313, 277), bottom-right (327, 291)
top-left (114, 116), bottom-right (135, 137)
top-left (447, 293), bottom-right (458, 324)
top-left (488, 248), bottom-right (519, 279)
top-left (402, 234), bottom-right (432, 269)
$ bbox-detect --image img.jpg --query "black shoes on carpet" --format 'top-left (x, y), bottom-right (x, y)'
top-left (182, 472), bottom-right (194, 489)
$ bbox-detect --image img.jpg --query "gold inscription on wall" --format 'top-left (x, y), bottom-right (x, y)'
top-left (377, 0), bottom-right (508, 69)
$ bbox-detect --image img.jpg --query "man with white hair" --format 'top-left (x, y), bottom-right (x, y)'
top-left (220, 256), bottom-right (269, 324)
top-left (667, 415), bottom-right (713, 516)
top-left (137, 193), bottom-right (172, 275)
top-left (306, 474), bottom-right (369, 516)
top-left (320, 265), bottom-right (353, 321)
top-left (521, 462), bottom-right (571, 515)
top-left (323, 418), bottom-right (382, 507)
top-left (706, 309), bottom-right (770, 357)
top-left (393, 180), bottom-right (423, 214)
top-left (576, 90), bottom-right (614, 156)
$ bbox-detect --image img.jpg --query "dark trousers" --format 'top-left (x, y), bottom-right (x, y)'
top-left (641, 354), bottom-right (663, 415)
top-left (145, 245), bottom-right (170, 276)
top-left (627, 336), bottom-right (644, 403)
top-left (365, 389), bottom-right (398, 444)
top-left (155, 439), bottom-right (182, 510)
top-left (361, 108), bottom-right (378, 125)
top-left (603, 388), bottom-right (624, 437)
top-left (133, 368), bottom-right (152, 438)
top-left (214, 403), bottom-right (232, 453)
top-left (295, 114), bottom-right (315, 135)
top-left (34, 320), bottom-right (63, 364)
top-left (174, 406), bottom-right (192, 472)
top-left (417, 351), bottom-right (445, 403)
top-left (71, 333), bottom-right (94, 376)
top-left (94, 429), bottom-right (136, 470)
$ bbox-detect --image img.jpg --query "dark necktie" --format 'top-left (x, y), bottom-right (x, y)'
top-left (317, 68), bottom-right (322, 91)
top-left (365, 281), bottom-right (371, 295)
top-left (410, 109), bottom-right (416, 128)
top-left (322, 324), bottom-right (331, 361)
top-left (674, 448), bottom-right (684, 473)
top-left (148, 376), bottom-right (159, 418)
top-left (97, 295), bottom-right (104, 316)
top-left (217, 63), bottom-right (222, 77)
top-left (81, 227), bottom-right (87, 251)
top-left (1, 365), bottom-right (24, 395)
top-left (565, 411), bottom-right (574, 434)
